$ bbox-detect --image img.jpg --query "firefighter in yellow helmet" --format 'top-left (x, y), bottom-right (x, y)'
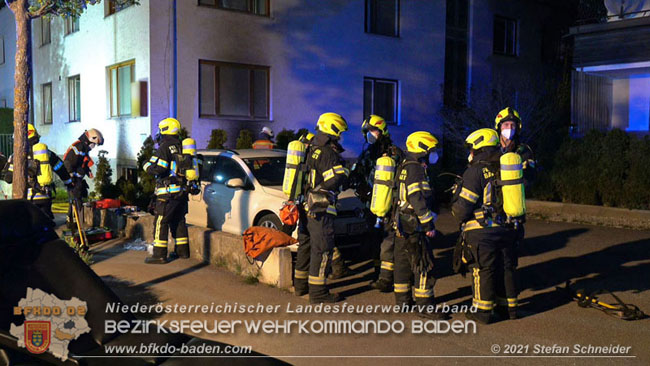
top-left (143, 118), bottom-right (194, 264)
top-left (451, 128), bottom-right (520, 324)
top-left (1, 124), bottom-right (72, 219)
top-left (494, 107), bottom-right (536, 175)
top-left (348, 115), bottom-right (404, 291)
top-left (301, 112), bottom-right (349, 303)
top-left (64, 128), bottom-right (104, 230)
top-left (390, 131), bottom-right (444, 318)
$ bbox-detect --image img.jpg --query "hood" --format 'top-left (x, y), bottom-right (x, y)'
top-left (262, 185), bottom-right (287, 200)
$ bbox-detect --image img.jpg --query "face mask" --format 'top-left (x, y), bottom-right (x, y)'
top-left (428, 151), bottom-right (439, 165)
top-left (366, 132), bottom-right (377, 145)
top-left (467, 153), bottom-right (473, 163)
top-left (501, 128), bottom-right (515, 140)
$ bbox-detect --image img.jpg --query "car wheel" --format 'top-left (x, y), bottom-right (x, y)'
top-left (257, 213), bottom-right (282, 230)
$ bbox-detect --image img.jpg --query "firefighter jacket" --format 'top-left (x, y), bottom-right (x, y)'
top-left (351, 136), bottom-right (403, 204)
top-left (2, 143), bottom-right (71, 200)
top-left (502, 140), bottom-right (536, 184)
top-left (63, 134), bottom-right (93, 180)
top-left (451, 146), bottom-right (503, 231)
top-left (305, 132), bottom-right (349, 215)
top-left (144, 135), bottom-right (186, 197)
top-left (396, 153), bottom-right (436, 232)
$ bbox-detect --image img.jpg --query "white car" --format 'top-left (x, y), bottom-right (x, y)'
top-left (186, 149), bottom-right (368, 248)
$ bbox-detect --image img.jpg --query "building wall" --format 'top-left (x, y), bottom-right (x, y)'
top-left (162, 0), bottom-right (446, 156)
top-left (0, 7), bottom-right (16, 108)
top-left (31, 1), bottom-right (151, 175)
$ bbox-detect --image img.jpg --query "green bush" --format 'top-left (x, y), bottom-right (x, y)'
top-left (207, 129), bottom-right (227, 149)
top-left (533, 129), bottom-right (650, 210)
top-left (94, 150), bottom-right (120, 199)
top-left (275, 129), bottom-right (296, 150)
top-left (236, 129), bottom-right (253, 149)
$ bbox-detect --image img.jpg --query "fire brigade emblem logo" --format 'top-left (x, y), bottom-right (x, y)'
top-left (25, 321), bottom-right (51, 354)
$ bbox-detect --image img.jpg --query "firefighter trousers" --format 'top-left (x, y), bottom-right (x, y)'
top-left (393, 231), bottom-right (436, 306)
top-left (152, 196), bottom-right (189, 259)
top-left (294, 205), bottom-right (311, 293)
top-left (305, 212), bottom-right (336, 298)
top-left (465, 227), bottom-right (519, 312)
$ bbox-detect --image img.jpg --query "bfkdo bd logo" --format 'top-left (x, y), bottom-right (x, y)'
top-left (24, 321), bottom-right (51, 354)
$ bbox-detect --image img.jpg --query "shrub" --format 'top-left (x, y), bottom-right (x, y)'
top-left (236, 129), bottom-right (253, 149)
top-left (0, 108), bottom-right (13, 134)
top-left (207, 129), bottom-right (227, 149)
top-left (94, 150), bottom-right (120, 199)
top-left (275, 129), bottom-right (296, 150)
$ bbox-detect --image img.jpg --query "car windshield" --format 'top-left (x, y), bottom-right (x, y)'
top-left (243, 157), bottom-right (286, 186)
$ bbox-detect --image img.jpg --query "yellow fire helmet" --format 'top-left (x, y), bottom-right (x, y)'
top-left (405, 131), bottom-right (439, 154)
top-left (494, 107), bottom-right (522, 130)
top-left (362, 114), bottom-right (388, 136)
top-left (316, 113), bottom-right (348, 138)
top-left (299, 132), bottom-right (315, 144)
top-left (159, 117), bottom-right (181, 135)
top-left (27, 123), bottom-right (38, 140)
top-left (465, 128), bottom-right (499, 150)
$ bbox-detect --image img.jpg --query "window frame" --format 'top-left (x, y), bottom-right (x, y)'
top-left (365, 0), bottom-right (400, 38)
top-left (41, 17), bottom-right (51, 46)
top-left (106, 0), bottom-right (135, 16)
top-left (64, 16), bottom-right (80, 35)
top-left (197, 0), bottom-right (271, 17)
top-left (363, 77), bottom-right (399, 125)
top-left (108, 60), bottom-right (135, 118)
top-left (68, 75), bottom-right (81, 122)
top-left (0, 36), bottom-right (4, 65)
top-left (493, 15), bottom-right (518, 57)
top-left (42, 83), bottom-right (53, 125)
top-left (199, 60), bottom-right (270, 120)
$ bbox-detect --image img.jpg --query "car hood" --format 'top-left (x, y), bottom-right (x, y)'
top-left (262, 185), bottom-right (287, 200)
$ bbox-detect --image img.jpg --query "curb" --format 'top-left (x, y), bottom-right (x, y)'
top-left (526, 199), bottom-right (650, 230)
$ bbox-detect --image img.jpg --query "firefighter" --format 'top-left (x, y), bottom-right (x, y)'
top-left (391, 131), bottom-right (442, 317)
top-left (252, 126), bottom-right (275, 149)
top-left (451, 128), bottom-right (520, 324)
top-left (292, 132), bottom-right (314, 296)
top-left (494, 107), bottom-right (534, 316)
top-left (349, 115), bottom-right (404, 291)
top-left (2, 124), bottom-right (72, 219)
top-left (64, 128), bottom-right (103, 228)
top-left (303, 113), bottom-right (349, 303)
top-left (143, 118), bottom-right (192, 264)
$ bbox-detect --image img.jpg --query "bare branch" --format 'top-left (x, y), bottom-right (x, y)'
top-left (28, 1), bottom-right (55, 19)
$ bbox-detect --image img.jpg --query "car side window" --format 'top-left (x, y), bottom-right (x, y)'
top-left (212, 156), bottom-right (248, 185)
top-left (201, 156), bottom-right (218, 182)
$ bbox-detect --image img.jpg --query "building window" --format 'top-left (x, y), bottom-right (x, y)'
top-left (365, 0), bottom-right (399, 37)
top-left (108, 60), bottom-right (134, 117)
top-left (42, 83), bottom-right (52, 125)
top-left (444, 0), bottom-right (469, 107)
top-left (493, 16), bottom-right (517, 56)
top-left (363, 77), bottom-right (398, 124)
top-left (198, 0), bottom-right (269, 16)
top-left (41, 18), bottom-right (51, 46)
top-left (65, 16), bottom-right (80, 35)
top-left (199, 60), bottom-right (269, 119)
top-left (0, 37), bottom-right (4, 65)
top-left (106, 0), bottom-right (135, 16)
top-left (68, 75), bottom-right (81, 122)
top-left (119, 166), bottom-right (138, 183)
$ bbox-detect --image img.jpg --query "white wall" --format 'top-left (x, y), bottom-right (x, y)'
top-left (0, 7), bottom-right (16, 108)
top-left (31, 1), bottom-right (151, 175)
top-left (161, 0), bottom-right (446, 156)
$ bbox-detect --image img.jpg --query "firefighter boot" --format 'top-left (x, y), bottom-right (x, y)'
top-left (309, 285), bottom-right (341, 304)
top-left (465, 310), bottom-right (497, 325)
top-left (394, 289), bottom-right (414, 309)
top-left (175, 243), bottom-right (190, 259)
top-left (294, 278), bottom-right (308, 297)
top-left (370, 277), bottom-right (393, 292)
top-left (145, 246), bottom-right (168, 264)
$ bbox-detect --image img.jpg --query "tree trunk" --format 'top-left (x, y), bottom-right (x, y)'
top-left (9, 0), bottom-right (30, 199)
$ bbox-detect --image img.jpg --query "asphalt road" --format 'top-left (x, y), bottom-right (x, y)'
top-left (88, 212), bottom-right (650, 366)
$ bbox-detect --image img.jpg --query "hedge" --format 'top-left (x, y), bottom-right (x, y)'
top-left (0, 108), bottom-right (13, 134)
top-left (530, 129), bottom-right (650, 210)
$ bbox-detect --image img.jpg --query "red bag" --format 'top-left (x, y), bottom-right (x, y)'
top-left (280, 202), bottom-right (299, 226)
top-left (243, 226), bottom-right (297, 259)
top-left (95, 199), bottom-right (122, 209)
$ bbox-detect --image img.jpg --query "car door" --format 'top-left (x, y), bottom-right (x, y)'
top-left (203, 155), bottom-right (253, 234)
top-left (186, 154), bottom-right (217, 227)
